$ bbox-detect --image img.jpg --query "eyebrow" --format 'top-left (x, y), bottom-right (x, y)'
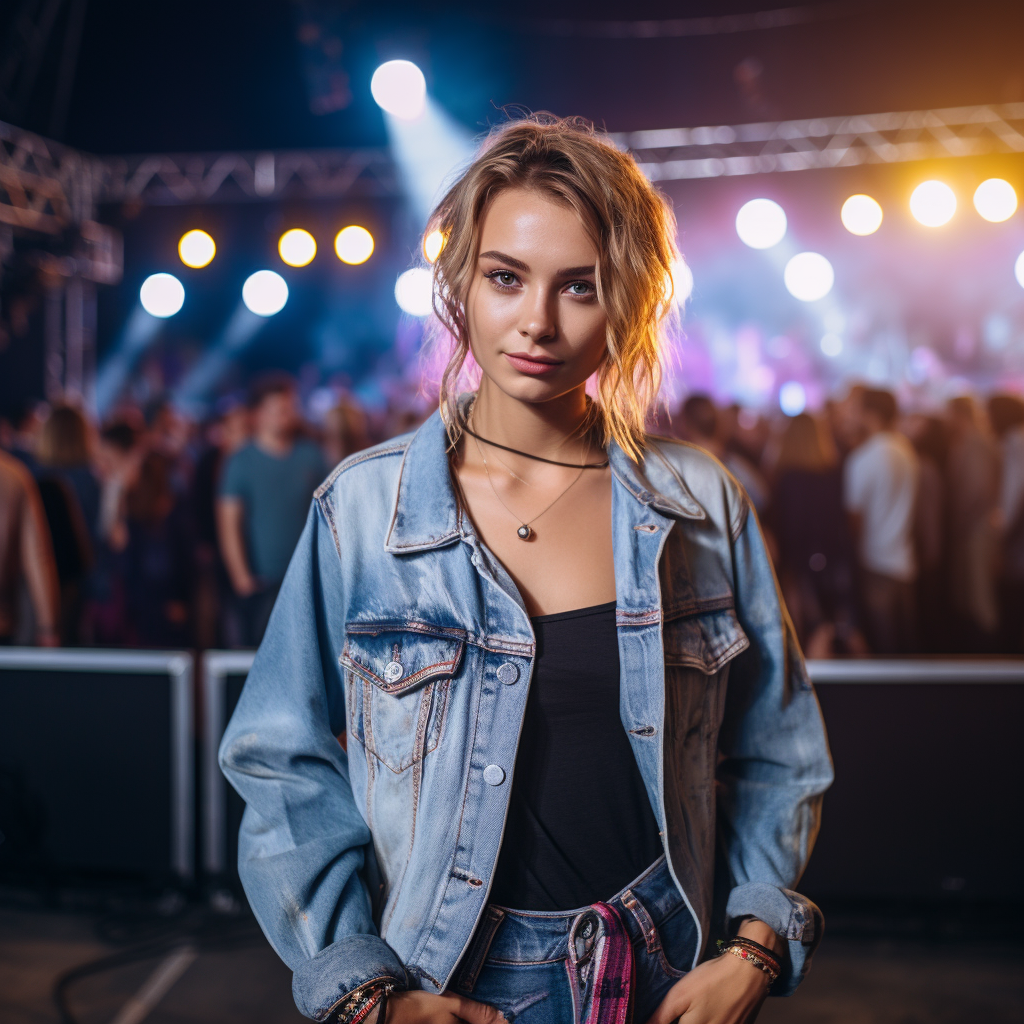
top-left (478, 250), bottom-right (596, 277)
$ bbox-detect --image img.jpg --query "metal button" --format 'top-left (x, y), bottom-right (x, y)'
top-left (483, 764), bottom-right (505, 786)
top-left (496, 662), bottom-right (519, 685)
top-left (383, 661), bottom-right (404, 684)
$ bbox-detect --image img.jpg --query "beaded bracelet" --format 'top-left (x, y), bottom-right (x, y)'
top-left (720, 944), bottom-right (780, 985)
top-left (332, 979), bottom-right (398, 1024)
top-left (715, 936), bottom-right (782, 975)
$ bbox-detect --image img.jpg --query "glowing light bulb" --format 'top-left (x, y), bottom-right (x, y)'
top-left (423, 229), bottom-right (446, 264)
top-left (140, 273), bottom-right (185, 317)
top-left (395, 267), bottom-right (433, 317)
top-left (279, 229), bottom-right (317, 267)
top-left (178, 230), bottom-right (216, 268)
top-left (371, 60), bottom-right (427, 120)
top-left (779, 381), bottom-right (807, 416)
top-left (335, 225), bottom-right (375, 265)
top-left (242, 270), bottom-right (289, 316)
top-left (735, 198), bottom-right (787, 249)
top-left (784, 252), bottom-right (834, 302)
top-left (841, 195), bottom-right (883, 236)
top-left (910, 181), bottom-right (956, 227)
top-left (974, 178), bottom-right (1017, 223)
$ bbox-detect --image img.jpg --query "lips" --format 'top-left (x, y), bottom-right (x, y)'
top-left (504, 352), bottom-right (563, 376)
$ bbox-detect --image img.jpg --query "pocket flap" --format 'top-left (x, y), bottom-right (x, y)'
top-left (663, 605), bottom-right (749, 675)
top-left (340, 626), bottom-right (465, 694)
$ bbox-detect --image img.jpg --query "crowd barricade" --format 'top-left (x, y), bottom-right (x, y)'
top-left (1, 648), bottom-right (1022, 902)
top-left (0, 647), bottom-right (194, 884)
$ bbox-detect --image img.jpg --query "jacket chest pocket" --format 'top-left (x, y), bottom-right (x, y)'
top-left (662, 605), bottom-right (749, 737)
top-left (340, 626), bottom-right (465, 774)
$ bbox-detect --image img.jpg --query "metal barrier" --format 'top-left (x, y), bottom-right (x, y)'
top-left (807, 658), bottom-right (1024, 683)
top-left (0, 647), bottom-right (194, 880)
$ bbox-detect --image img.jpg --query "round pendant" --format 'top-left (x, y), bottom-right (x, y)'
top-left (517, 524), bottom-right (532, 540)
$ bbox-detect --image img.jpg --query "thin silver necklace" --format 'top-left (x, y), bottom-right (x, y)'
top-left (470, 432), bottom-right (586, 540)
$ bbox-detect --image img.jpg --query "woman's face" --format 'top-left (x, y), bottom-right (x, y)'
top-left (465, 187), bottom-right (608, 405)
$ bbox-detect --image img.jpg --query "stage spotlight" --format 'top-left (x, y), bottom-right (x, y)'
top-left (395, 267), bottom-right (433, 317)
top-left (974, 178), bottom-right (1017, 223)
top-left (371, 60), bottom-right (427, 121)
top-left (779, 381), bottom-right (807, 416)
top-left (735, 199), bottom-right (787, 249)
top-left (784, 252), bottom-right (834, 302)
top-left (335, 225), bottom-right (375, 265)
top-left (423, 229), bottom-right (446, 263)
top-left (242, 270), bottom-right (288, 316)
top-left (820, 333), bottom-right (843, 357)
top-left (178, 229), bottom-right (215, 268)
top-left (910, 181), bottom-right (956, 227)
top-left (279, 228), bottom-right (317, 267)
top-left (1015, 250), bottom-right (1024, 289)
top-left (841, 195), bottom-right (883, 235)
top-left (140, 273), bottom-right (185, 317)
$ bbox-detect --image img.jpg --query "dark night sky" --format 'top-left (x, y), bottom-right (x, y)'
top-left (8, 0), bottom-right (1024, 155)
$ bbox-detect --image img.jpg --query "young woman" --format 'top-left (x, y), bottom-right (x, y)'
top-left (220, 116), bottom-right (833, 1024)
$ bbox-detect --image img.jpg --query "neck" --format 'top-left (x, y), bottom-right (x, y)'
top-left (256, 429), bottom-right (291, 455)
top-left (469, 378), bottom-right (595, 462)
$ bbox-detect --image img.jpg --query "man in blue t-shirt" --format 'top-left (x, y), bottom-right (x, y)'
top-left (217, 375), bottom-right (326, 646)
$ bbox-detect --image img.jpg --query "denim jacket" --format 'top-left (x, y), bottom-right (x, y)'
top-left (219, 398), bottom-right (833, 1020)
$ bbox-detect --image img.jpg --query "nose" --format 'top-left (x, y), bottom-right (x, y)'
top-left (517, 284), bottom-right (557, 343)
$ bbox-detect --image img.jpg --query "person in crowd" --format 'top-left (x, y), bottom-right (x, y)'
top-left (220, 115), bottom-right (831, 1024)
top-left (0, 449), bottom-right (60, 646)
top-left (906, 414), bottom-right (949, 653)
top-left (1, 399), bottom-right (48, 475)
top-left (770, 413), bottom-right (864, 658)
top-left (989, 393), bottom-right (1024, 651)
top-left (322, 395), bottom-right (371, 467)
top-left (843, 388), bottom-right (919, 654)
top-left (679, 393), bottom-right (769, 515)
top-left (34, 404), bottom-right (98, 644)
top-left (216, 374), bottom-right (326, 647)
top-left (121, 451), bottom-right (193, 647)
top-left (945, 395), bottom-right (1001, 650)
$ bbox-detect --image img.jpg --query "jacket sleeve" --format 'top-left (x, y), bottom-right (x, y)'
top-left (218, 500), bottom-right (409, 1020)
top-left (717, 502), bottom-right (834, 995)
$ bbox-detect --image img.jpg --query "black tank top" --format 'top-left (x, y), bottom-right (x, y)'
top-left (488, 600), bottom-right (664, 911)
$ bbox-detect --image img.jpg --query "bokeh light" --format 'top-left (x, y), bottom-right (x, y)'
top-left (370, 60), bottom-right (427, 120)
top-left (669, 259), bottom-right (694, 306)
top-left (973, 178), bottom-right (1018, 223)
top-left (783, 252), bottom-right (834, 302)
top-left (335, 225), bottom-right (375, 265)
top-left (820, 333), bottom-right (843, 357)
top-left (779, 381), bottom-right (807, 416)
top-left (1015, 250), bottom-right (1024, 290)
top-left (140, 273), bottom-right (185, 317)
top-left (242, 270), bottom-right (288, 316)
top-left (735, 198), bottom-right (787, 249)
top-left (395, 267), bottom-right (433, 317)
top-left (279, 228), bottom-right (317, 267)
top-left (910, 181), bottom-right (957, 227)
top-left (840, 194), bottom-right (883, 236)
top-left (423, 229), bottom-right (446, 264)
top-left (178, 230), bottom-right (215, 269)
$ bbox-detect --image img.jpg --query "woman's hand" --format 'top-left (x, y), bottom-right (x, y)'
top-left (641, 953), bottom-right (770, 1024)
top-left (385, 989), bottom-right (508, 1024)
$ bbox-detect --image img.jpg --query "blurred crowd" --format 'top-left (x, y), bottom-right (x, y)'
top-left (2, 378), bottom-right (1024, 657)
top-left (0, 375), bottom-right (426, 650)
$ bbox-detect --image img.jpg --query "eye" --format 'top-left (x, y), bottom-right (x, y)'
top-left (565, 280), bottom-right (595, 297)
top-left (486, 270), bottom-right (519, 290)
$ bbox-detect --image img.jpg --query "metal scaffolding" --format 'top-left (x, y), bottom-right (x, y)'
top-left (611, 102), bottom-right (1024, 182)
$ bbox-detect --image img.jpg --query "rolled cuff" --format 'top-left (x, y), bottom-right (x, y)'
top-left (725, 882), bottom-right (823, 996)
top-left (291, 933), bottom-right (410, 1021)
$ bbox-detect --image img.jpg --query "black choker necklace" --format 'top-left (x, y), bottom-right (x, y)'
top-left (461, 422), bottom-right (609, 469)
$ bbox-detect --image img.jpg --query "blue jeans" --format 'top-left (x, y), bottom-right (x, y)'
top-left (450, 854), bottom-right (697, 1024)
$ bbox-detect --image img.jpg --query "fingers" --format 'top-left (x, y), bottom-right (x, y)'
top-left (439, 992), bottom-right (508, 1024)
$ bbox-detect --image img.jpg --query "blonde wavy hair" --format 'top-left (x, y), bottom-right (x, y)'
top-left (430, 113), bottom-right (684, 462)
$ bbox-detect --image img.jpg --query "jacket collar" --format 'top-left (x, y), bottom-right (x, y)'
top-left (384, 397), bottom-right (705, 554)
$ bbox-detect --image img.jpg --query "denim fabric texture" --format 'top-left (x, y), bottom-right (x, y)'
top-left (455, 854), bottom-right (696, 1024)
top-left (218, 395), bottom-right (834, 1020)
